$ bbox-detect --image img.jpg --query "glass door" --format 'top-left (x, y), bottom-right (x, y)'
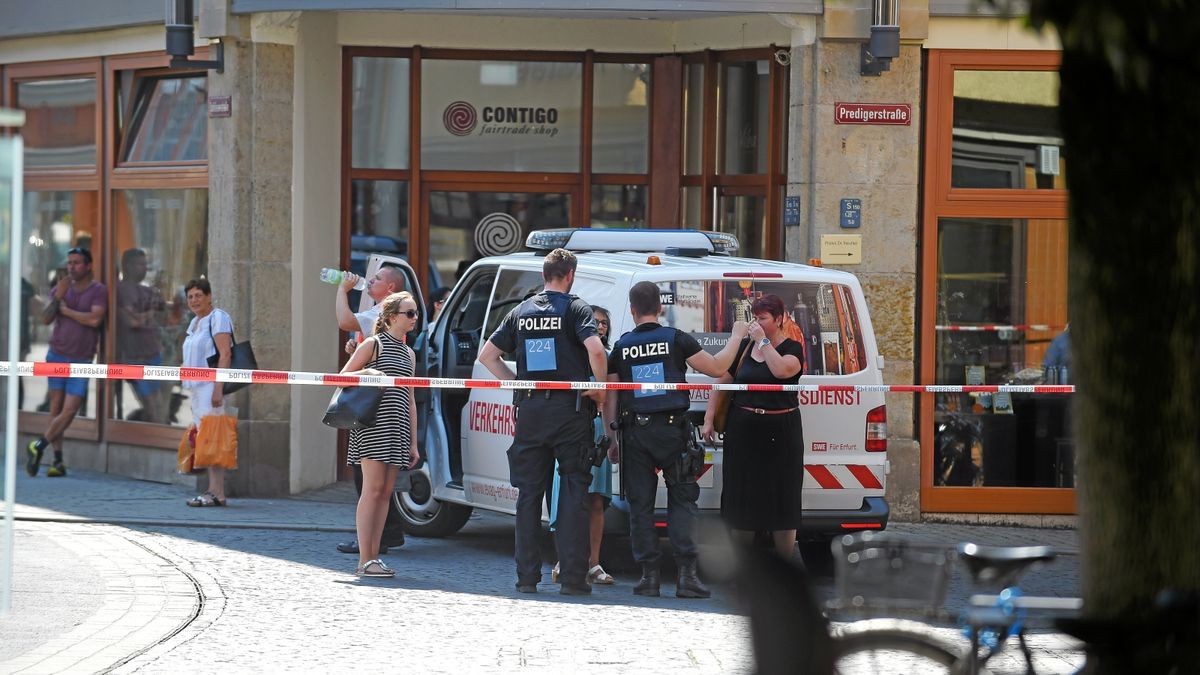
top-left (424, 184), bottom-right (578, 288)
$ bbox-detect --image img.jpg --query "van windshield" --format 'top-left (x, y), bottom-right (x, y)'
top-left (653, 279), bottom-right (868, 376)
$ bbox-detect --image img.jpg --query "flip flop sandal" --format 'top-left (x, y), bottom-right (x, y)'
top-left (186, 492), bottom-right (226, 507)
top-left (588, 564), bottom-right (615, 585)
top-left (357, 559), bottom-right (395, 578)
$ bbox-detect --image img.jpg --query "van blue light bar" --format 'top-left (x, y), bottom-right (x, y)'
top-left (524, 228), bottom-right (739, 255)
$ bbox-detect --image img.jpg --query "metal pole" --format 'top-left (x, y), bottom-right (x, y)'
top-left (2, 130), bottom-right (23, 616)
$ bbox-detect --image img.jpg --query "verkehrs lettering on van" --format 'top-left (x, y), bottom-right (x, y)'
top-left (517, 316), bottom-right (562, 331)
top-left (621, 341), bottom-right (671, 360)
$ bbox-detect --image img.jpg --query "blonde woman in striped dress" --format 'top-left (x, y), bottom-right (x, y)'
top-left (340, 291), bottom-right (421, 578)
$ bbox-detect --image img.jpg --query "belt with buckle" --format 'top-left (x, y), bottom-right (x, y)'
top-left (738, 405), bottom-right (800, 415)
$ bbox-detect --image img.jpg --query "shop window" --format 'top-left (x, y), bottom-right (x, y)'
top-left (109, 189), bottom-right (208, 427)
top-left (681, 186), bottom-right (703, 227)
top-left (420, 60), bottom-right (582, 172)
top-left (716, 191), bottom-right (766, 260)
top-left (349, 179), bottom-right (415, 297)
top-left (717, 60), bottom-right (770, 175)
top-left (19, 191), bottom-right (101, 419)
top-left (592, 63), bottom-right (649, 174)
top-left (934, 217), bottom-right (1071, 488)
top-left (16, 78), bottom-right (97, 168)
top-left (351, 57), bottom-right (411, 170)
top-left (590, 184), bottom-right (645, 227)
top-left (118, 73), bottom-right (207, 163)
top-left (682, 63), bottom-right (705, 176)
top-left (952, 70), bottom-right (1065, 190)
top-left (428, 190), bottom-right (572, 285)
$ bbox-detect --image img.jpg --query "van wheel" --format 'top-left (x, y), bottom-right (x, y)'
top-left (392, 470), bottom-right (472, 538)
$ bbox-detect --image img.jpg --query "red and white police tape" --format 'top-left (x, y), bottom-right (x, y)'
top-left (0, 360), bottom-right (1074, 395)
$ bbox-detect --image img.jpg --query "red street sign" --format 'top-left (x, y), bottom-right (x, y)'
top-left (834, 102), bottom-right (911, 126)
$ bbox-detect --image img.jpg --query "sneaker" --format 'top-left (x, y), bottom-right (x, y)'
top-left (46, 462), bottom-right (67, 478)
top-left (25, 440), bottom-right (44, 476)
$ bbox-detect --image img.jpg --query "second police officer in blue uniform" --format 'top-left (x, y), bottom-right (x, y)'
top-left (478, 248), bottom-right (609, 595)
top-left (603, 281), bottom-right (748, 597)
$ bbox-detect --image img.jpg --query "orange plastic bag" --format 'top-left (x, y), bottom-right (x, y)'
top-left (195, 407), bottom-right (238, 470)
top-left (177, 425), bottom-right (199, 474)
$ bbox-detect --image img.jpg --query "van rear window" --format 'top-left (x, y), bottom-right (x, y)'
top-left (654, 280), bottom-right (868, 376)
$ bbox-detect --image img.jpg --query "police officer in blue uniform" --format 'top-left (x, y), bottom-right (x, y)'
top-left (478, 248), bottom-right (608, 595)
top-left (603, 281), bottom-right (748, 597)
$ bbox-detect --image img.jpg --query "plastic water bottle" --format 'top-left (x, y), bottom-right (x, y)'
top-left (319, 267), bottom-right (366, 291)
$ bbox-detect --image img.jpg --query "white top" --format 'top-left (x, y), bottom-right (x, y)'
top-left (355, 304), bottom-right (380, 337)
top-left (182, 309), bottom-right (234, 388)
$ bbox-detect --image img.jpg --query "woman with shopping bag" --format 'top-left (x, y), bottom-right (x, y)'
top-left (340, 291), bottom-right (421, 578)
top-left (180, 278), bottom-right (237, 507)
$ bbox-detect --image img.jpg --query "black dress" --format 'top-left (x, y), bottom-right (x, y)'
top-left (721, 337), bottom-right (806, 531)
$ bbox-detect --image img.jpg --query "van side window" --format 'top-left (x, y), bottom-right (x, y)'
top-left (486, 269), bottom-right (545, 358)
top-left (653, 280), bottom-right (868, 376)
top-left (445, 270), bottom-right (495, 368)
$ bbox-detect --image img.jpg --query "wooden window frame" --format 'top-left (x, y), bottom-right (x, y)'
top-left (919, 49), bottom-right (1071, 514)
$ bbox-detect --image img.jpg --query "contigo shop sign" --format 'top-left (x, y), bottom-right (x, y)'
top-left (834, 102), bottom-right (911, 126)
top-left (443, 101), bottom-right (560, 138)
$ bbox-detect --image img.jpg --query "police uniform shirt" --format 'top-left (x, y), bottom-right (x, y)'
top-left (608, 323), bottom-right (702, 411)
top-left (488, 291), bottom-right (598, 381)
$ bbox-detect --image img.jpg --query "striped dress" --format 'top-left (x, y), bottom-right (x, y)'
top-left (347, 331), bottom-right (414, 468)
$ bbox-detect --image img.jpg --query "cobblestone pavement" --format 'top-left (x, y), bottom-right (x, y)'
top-left (1, 469), bottom-right (1085, 674)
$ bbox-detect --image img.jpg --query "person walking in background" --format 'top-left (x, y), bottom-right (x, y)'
top-left (702, 294), bottom-right (806, 563)
top-left (332, 266), bottom-right (410, 556)
top-left (478, 248), bottom-right (608, 595)
top-left (551, 304), bottom-right (617, 586)
top-left (181, 279), bottom-right (234, 507)
top-left (340, 292), bottom-right (421, 578)
top-left (606, 282), bottom-right (749, 597)
top-left (26, 247), bottom-right (107, 478)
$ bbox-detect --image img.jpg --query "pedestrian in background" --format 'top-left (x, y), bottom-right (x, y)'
top-left (332, 267), bottom-right (409, 556)
top-left (606, 282), bottom-right (748, 597)
top-left (340, 291), bottom-right (421, 578)
top-left (427, 286), bottom-right (451, 324)
top-left (552, 304), bottom-right (616, 586)
top-left (181, 278), bottom-right (234, 507)
top-left (702, 294), bottom-right (806, 563)
top-left (26, 247), bottom-right (107, 479)
top-left (478, 248), bottom-right (608, 595)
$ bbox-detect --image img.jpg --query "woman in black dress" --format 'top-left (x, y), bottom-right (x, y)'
top-left (702, 294), bottom-right (805, 560)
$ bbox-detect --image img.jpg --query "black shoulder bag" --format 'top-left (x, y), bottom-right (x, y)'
top-left (207, 309), bottom-right (259, 394)
top-left (322, 338), bottom-right (385, 430)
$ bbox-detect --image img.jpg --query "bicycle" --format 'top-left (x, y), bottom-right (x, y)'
top-left (825, 530), bottom-right (1082, 674)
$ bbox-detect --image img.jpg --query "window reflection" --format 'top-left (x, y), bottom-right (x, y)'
top-left (120, 74), bottom-right (208, 162)
top-left (934, 217), bottom-right (1072, 488)
top-left (428, 191), bottom-right (570, 285)
top-left (951, 70), bottom-right (1065, 189)
top-left (590, 184), bottom-right (645, 227)
top-left (20, 191), bottom-right (101, 418)
top-left (17, 78), bottom-right (97, 167)
top-left (352, 57), bottom-right (411, 169)
top-left (716, 192), bottom-right (765, 259)
top-left (111, 189), bottom-right (208, 427)
top-left (683, 64), bottom-right (705, 175)
top-left (718, 61), bottom-right (769, 175)
top-left (592, 63), bottom-right (649, 173)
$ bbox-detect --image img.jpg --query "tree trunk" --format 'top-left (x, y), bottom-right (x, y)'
top-left (1029, 1), bottom-right (1200, 671)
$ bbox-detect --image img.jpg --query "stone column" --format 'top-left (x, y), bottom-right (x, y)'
top-left (785, 1), bottom-right (928, 521)
top-left (206, 22), bottom-right (295, 496)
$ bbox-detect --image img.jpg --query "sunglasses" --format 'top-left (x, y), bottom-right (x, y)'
top-left (398, 310), bottom-right (420, 319)
top-left (67, 247), bottom-right (93, 263)
top-left (596, 319), bottom-right (609, 326)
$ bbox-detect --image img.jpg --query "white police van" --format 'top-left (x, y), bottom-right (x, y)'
top-left (363, 229), bottom-right (890, 542)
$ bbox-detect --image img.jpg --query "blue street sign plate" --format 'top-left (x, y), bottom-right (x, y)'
top-left (784, 195), bottom-right (800, 227)
top-left (840, 198), bottom-right (861, 229)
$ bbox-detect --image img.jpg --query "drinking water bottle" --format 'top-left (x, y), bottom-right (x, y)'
top-left (319, 267), bottom-right (366, 291)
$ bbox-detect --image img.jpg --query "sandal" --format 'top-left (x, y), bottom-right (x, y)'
top-left (588, 564), bottom-right (615, 585)
top-left (552, 561), bottom-right (561, 583)
top-left (186, 492), bottom-right (226, 507)
top-left (357, 559), bottom-right (395, 578)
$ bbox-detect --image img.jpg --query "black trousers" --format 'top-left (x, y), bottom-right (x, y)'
top-left (622, 412), bottom-right (700, 566)
top-left (508, 392), bottom-right (594, 587)
top-left (353, 463), bottom-right (406, 543)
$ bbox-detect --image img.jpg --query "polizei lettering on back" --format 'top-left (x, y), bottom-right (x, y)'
top-left (621, 342), bottom-right (671, 361)
top-left (517, 316), bottom-right (563, 332)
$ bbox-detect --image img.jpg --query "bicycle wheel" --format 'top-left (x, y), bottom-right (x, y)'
top-left (832, 619), bottom-right (982, 674)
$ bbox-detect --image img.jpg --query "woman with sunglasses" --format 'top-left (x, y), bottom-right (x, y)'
top-left (340, 292), bottom-right (422, 578)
